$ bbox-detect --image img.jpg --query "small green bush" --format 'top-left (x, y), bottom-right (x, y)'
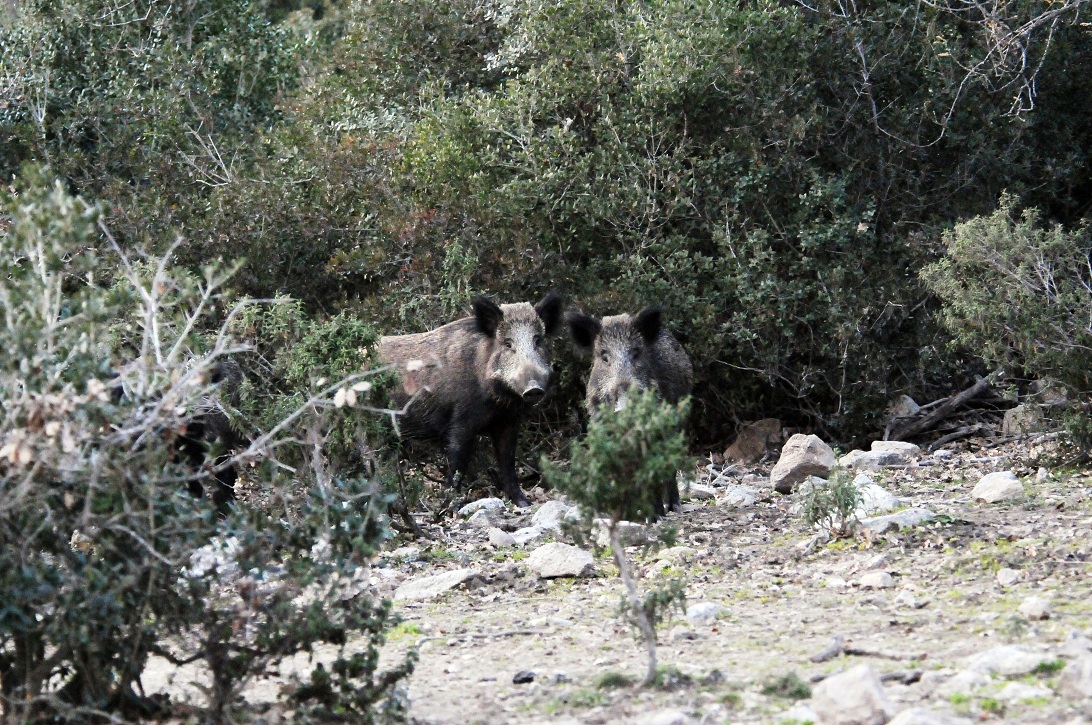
top-left (800, 470), bottom-right (861, 539)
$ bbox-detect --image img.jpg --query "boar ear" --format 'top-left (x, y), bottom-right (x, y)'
top-left (535, 291), bottom-right (564, 336)
top-left (633, 306), bottom-right (662, 346)
top-left (567, 311), bottom-right (601, 352)
top-left (472, 296), bottom-right (503, 337)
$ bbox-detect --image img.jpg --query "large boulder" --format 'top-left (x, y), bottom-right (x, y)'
top-left (972, 471), bottom-right (1025, 503)
top-left (526, 543), bottom-right (594, 579)
top-left (770, 434), bottom-right (835, 494)
top-left (393, 568), bottom-right (478, 601)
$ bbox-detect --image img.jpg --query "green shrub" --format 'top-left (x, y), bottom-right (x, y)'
top-left (0, 169), bottom-right (411, 722)
top-left (800, 470), bottom-right (862, 539)
top-left (544, 388), bottom-right (689, 686)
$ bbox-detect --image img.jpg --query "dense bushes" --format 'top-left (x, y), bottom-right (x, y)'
top-left (4, 0), bottom-right (1092, 443)
top-left (0, 170), bottom-right (412, 722)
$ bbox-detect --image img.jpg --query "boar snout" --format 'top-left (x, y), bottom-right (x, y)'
top-left (522, 384), bottom-right (546, 404)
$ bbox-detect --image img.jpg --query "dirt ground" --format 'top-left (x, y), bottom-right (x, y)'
top-left (371, 436), bottom-right (1092, 725)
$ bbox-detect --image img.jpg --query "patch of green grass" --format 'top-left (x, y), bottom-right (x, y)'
top-left (511, 551), bottom-right (528, 561)
top-left (980, 697), bottom-right (1005, 715)
top-left (719, 692), bottom-right (743, 708)
top-left (948, 693), bottom-right (970, 705)
top-left (653, 664), bottom-right (692, 689)
top-left (387, 622), bottom-right (423, 641)
top-left (1032, 659), bottom-right (1066, 675)
top-left (761, 672), bottom-right (811, 700)
top-left (594, 671), bottom-right (635, 689)
top-left (564, 688), bottom-right (605, 707)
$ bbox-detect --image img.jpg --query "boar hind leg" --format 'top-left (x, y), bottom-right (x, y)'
top-left (664, 477), bottom-right (681, 513)
top-left (491, 425), bottom-right (530, 508)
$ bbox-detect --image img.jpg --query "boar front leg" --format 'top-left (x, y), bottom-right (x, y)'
top-left (445, 430), bottom-right (476, 491)
top-left (491, 425), bottom-right (530, 508)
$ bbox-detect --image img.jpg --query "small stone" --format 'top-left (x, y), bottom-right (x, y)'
top-left (386, 546), bottom-right (420, 561)
top-left (635, 709), bottom-right (693, 725)
top-left (888, 707), bottom-right (974, 725)
top-left (996, 568), bottom-right (1023, 587)
top-left (825, 575), bottom-right (849, 592)
top-left (972, 471), bottom-right (1025, 503)
top-left (593, 519), bottom-right (648, 547)
top-left (717, 485), bottom-right (759, 508)
top-left (488, 527), bottom-right (517, 548)
top-left (770, 433), bottom-right (836, 494)
top-left (780, 703), bottom-right (821, 724)
top-left (526, 542), bottom-right (594, 579)
top-left (936, 669), bottom-right (992, 697)
top-left (871, 440), bottom-right (921, 456)
top-left (393, 568), bottom-right (477, 601)
top-left (932, 449), bottom-right (954, 460)
top-left (531, 501), bottom-right (575, 530)
top-left (854, 475), bottom-right (906, 517)
top-left (964, 645), bottom-right (1054, 676)
top-left (458, 497), bottom-right (505, 517)
top-left (1036, 467), bottom-right (1053, 483)
top-left (724, 418), bottom-right (783, 464)
top-left (1003, 403), bottom-right (1044, 436)
top-left (685, 602), bottom-right (726, 625)
top-left (859, 508), bottom-right (936, 533)
top-left (893, 590), bottom-right (918, 609)
top-left (1060, 631), bottom-right (1092, 658)
top-left (466, 509), bottom-right (495, 527)
top-left (865, 553), bottom-right (890, 570)
top-left (811, 664), bottom-right (896, 725)
top-left (1058, 656), bottom-right (1092, 699)
top-left (655, 546), bottom-right (696, 563)
top-left (1019, 596), bottom-right (1051, 620)
top-left (840, 449), bottom-right (906, 470)
top-left (670, 625), bottom-right (700, 641)
top-left (512, 670), bottom-right (535, 684)
top-left (685, 482), bottom-right (717, 500)
top-left (996, 681), bottom-right (1052, 701)
top-left (859, 571), bottom-right (895, 589)
top-left (511, 526), bottom-right (547, 546)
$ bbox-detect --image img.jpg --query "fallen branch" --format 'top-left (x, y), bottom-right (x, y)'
top-left (927, 423), bottom-right (994, 452)
top-left (888, 372), bottom-right (1002, 440)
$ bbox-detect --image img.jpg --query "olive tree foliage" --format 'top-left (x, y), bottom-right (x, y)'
top-left (0, 170), bottom-right (412, 723)
top-left (922, 195), bottom-right (1092, 444)
top-left (543, 389), bottom-right (689, 687)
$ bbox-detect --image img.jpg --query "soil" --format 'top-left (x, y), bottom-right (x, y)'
top-left (149, 435), bottom-right (1092, 724)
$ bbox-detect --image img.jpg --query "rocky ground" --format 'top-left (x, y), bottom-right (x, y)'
top-left (369, 434), bottom-right (1092, 725)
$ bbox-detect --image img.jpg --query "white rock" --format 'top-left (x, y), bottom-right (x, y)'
top-left (859, 508), bottom-right (936, 533)
top-left (1019, 596), bottom-right (1051, 620)
top-left (935, 669), bottom-right (992, 697)
top-left (1058, 656), bottom-right (1092, 699)
top-left (826, 576), bottom-right (849, 592)
top-left (1060, 631), bottom-right (1092, 658)
top-left (466, 509), bottom-right (495, 527)
top-left (511, 526), bottom-right (547, 546)
top-left (770, 434), bottom-right (836, 494)
top-left (780, 703), bottom-right (820, 724)
top-left (859, 571), bottom-right (895, 589)
top-left (840, 449), bottom-right (905, 470)
top-left (685, 602), bottom-right (727, 625)
top-left (893, 589), bottom-right (918, 609)
top-left (526, 543), bottom-right (594, 579)
top-left (635, 710), bottom-right (693, 725)
top-left (888, 707), bottom-right (973, 725)
top-left (488, 527), bottom-right (517, 548)
top-left (531, 500), bottom-right (575, 529)
top-left (964, 645), bottom-right (1054, 676)
top-left (458, 497), bottom-right (505, 517)
top-left (871, 440), bottom-right (921, 456)
top-left (854, 475), bottom-right (906, 517)
top-left (996, 568), bottom-right (1022, 587)
top-left (811, 664), bottom-right (896, 725)
top-left (972, 471), bottom-right (1025, 503)
top-left (386, 546), bottom-right (420, 561)
top-left (996, 681), bottom-right (1052, 701)
top-left (717, 485), bottom-right (759, 508)
top-left (393, 568), bottom-right (477, 601)
top-left (685, 482), bottom-right (717, 501)
top-left (1036, 466), bottom-right (1053, 483)
top-left (655, 546), bottom-right (696, 563)
top-left (593, 519), bottom-right (648, 547)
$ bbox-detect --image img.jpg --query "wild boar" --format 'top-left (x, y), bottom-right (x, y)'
top-left (567, 306), bottom-right (692, 514)
top-left (379, 292), bottom-right (564, 507)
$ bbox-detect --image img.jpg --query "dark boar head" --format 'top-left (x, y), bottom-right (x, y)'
top-left (568, 306), bottom-right (663, 412)
top-left (474, 291), bottom-right (564, 404)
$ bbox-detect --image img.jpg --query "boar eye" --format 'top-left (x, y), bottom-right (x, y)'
top-left (600, 351), bottom-right (609, 362)
top-left (533, 335), bottom-right (543, 347)
top-left (631, 346), bottom-right (642, 358)
top-left (503, 338), bottom-right (514, 350)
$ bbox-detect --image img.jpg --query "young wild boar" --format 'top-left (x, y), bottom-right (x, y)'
top-left (379, 292), bottom-right (564, 507)
top-left (567, 306), bottom-right (692, 514)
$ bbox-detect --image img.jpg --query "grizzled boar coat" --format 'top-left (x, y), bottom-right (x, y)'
top-left (569, 306), bottom-right (692, 513)
top-left (379, 293), bottom-right (563, 506)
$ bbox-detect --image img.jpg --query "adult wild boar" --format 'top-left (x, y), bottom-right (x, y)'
top-left (568, 306), bottom-right (692, 514)
top-left (379, 292), bottom-right (564, 507)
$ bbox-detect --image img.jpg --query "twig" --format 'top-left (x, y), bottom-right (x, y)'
top-left (888, 372), bottom-right (1001, 440)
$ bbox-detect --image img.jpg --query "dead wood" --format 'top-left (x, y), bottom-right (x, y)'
top-left (887, 372), bottom-right (1001, 441)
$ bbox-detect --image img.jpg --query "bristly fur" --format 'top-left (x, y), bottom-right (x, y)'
top-left (379, 292), bottom-right (564, 506)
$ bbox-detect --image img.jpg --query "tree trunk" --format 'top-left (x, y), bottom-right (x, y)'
top-left (609, 521), bottom-right (657, 687)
